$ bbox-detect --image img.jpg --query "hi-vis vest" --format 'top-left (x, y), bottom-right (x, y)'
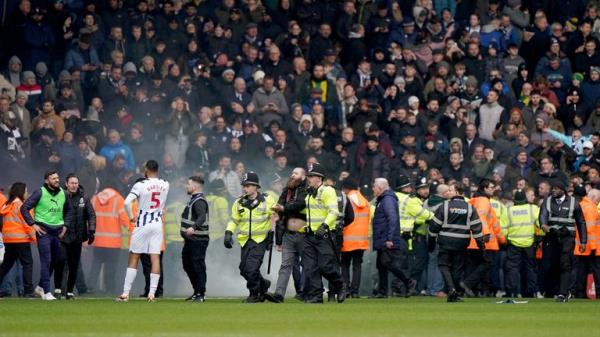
top-left (226, 193), bottom-right (276, 246)
top-left (501, 203), bottom-right (540, 248)
top-left (34, 186), bottom-right (66, 226)
top-left (91, 188), bottom-right (130, 249)
top-left (0, 198), bottom-right (35, 243)
top-left (395, 192), bottom-right (433, 234)
top-left (468, 196), bottom-right (505, 250)
top-left (545, 196), bottom-right (577, 233)
top-left (306, 184), bottom-right (339, 232)
top-left (576, 197), bottom-right (599, 256)
top-left (180, 194), bottom-right (209, 238)
top-left (164, 201), bottom-right (185, 244)
top-left (206, 194), bottom-right (229, 240)
top-left (490, 198), bottom-right (508, 229)
top-left (342, 190), bottom-right (370, 252)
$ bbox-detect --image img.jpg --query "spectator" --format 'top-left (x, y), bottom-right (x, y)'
top-left (99, 129), bottom-right (135, 170)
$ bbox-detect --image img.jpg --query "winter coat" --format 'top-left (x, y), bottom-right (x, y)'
top-left (62, 186), bottom-right (96, 244)
top-left (372, 189), bottom-right (400, 250)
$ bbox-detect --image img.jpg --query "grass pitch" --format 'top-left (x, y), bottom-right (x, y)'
top-left (0, 297), bottom-right (599, 337)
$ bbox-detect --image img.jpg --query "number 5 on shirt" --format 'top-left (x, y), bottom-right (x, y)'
top-left (150, 192), bottom-right (161, 209)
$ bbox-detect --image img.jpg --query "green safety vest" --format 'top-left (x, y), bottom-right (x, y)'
top-left (226, 193), bottom-right (276, 246)
top-left (305, 184), bottom-right (339, 232)
top-left (34, 186), bottom-right (66, 226)
top-left (501, 203), bottom-right (540, 248)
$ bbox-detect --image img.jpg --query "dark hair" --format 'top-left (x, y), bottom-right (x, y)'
top-left (44, 170), bottom-right (59, 180)
top-left (6, 182), bottom-right (26, 205)
top-left (189, 176), bottom-right (205, 185)
top-left (145, 160), bottom-right (159, 172)
top-left (451, 181), bottom-right (464, 195)
top-left (478, 178), bottom-right (493, 192)
top-left (65, 173), bottom-right (78, 182)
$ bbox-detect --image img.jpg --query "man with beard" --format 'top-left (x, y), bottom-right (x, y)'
top-left (264, 168), bottom-right (308, 303)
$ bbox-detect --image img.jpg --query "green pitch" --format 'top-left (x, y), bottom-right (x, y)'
top-left (1, 297), bottom-right (599, 337)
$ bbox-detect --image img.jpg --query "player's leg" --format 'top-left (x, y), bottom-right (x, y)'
top-left (117, 252), bottom-right (140, 301)
top-left (147, 253), bottom-right (161, 299)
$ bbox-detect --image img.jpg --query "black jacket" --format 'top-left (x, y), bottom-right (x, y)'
top-left (275, 179), bottom-right (309, 245)
top-left (181, 193), bottom-right (209, 241)
top-left (539, 195), bottom-right (586, 243)
top-left (63, 187), bottom-right (96, 244)
top-left (429, 196), bottom-right (483, 251)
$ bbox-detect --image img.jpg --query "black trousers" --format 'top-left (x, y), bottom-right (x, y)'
top-left (239, 239), bottom-right (269, 294)
top-left (54, 242), bottom-right (82, 293)
top-left (541, 236), bottom-right (574, 297)
top-left (302, 234), bottom-right (344, 301)
top-left (182, 239), bottom-right (209, 295)
top-left (572, 254), bottom-right (600, 298)
top-left (141, 252), bottom-right (164, 296)
top-left (504, 244), bottom-right (537, 296)
top-left (376, 245), bottom-right (411, 296)
top-left (88, 247), bottom-right (120, 294)
top-left (0, 243), bottom-right (33, 295)
top-left (341, 249), bottom-right (364, 295)
top-left (410, 235), bottom-right (429, 287)
top-left (437, 248), bottom-right (465, 292)
top-left (463, 249), bottom-right (493, 291)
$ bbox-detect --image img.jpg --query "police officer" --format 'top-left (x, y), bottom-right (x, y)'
top-left (539, 180), bottom-right (587, 302)
top-left (501, 189), bottom-right (540, 298)
top-left (303, 163), bottom-right (346, 303)
top-left (428, 181), bottom-right (483, 302)
top-left (409, 176), bottom-right (434, 295)
top-left (224, 172), bottom-right (276, 303)
top-left (181, 176), bottom-right (210, 302)
top-left (393, 174), bottom-right (432, 295)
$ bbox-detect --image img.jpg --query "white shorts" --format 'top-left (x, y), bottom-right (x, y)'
top-left (129, 223), bottom-right (163, 255)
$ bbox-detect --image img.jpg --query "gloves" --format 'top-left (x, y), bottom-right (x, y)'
top-left (87, 231), bottom-right (95, 245)
top-left (265, 231), bottom-right (274, 251)
top-left (476, 239), bottom-right (485, 251)
top-left (401, 231), bottom-right (412, 241)
top-left (315, 223), bottom-right (329, 240)
top-left (224, 230), bottom-right (233, 249)
top-left (482, 234), bottom-right (490, 243)
top-left (428, 237), bottom-right (437, 253)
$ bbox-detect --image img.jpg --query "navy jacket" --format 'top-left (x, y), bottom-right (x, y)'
top-left (372, 189), bottom-right (400, 250)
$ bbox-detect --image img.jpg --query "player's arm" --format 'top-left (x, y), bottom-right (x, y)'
top-left (124, 184), bottom-right (140, 221)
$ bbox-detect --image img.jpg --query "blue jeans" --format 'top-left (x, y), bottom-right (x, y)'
top-left (0, 261), bottom-right (23, 295)
top-left (37, 226), bottom-right (64, 293)
top-left (426, 246), bottom-right (445, 295)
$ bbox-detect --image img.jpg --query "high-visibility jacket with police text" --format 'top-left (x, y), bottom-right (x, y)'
top-left (501, 203), bottom-right (540, 248)
top-left (306, 184), bottom-right (339, 232)
top-left (226, 193), bottom-right (276, 246)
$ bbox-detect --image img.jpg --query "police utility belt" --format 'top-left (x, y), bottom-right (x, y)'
top-left (181, 194), bottom-right (209, 236)
top-left (546, 197), bottom-right (576, 236)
